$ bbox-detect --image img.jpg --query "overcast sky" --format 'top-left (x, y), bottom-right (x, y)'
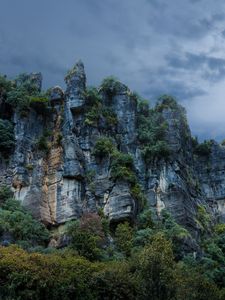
top-left (1, 0), bottom-right (225, 140)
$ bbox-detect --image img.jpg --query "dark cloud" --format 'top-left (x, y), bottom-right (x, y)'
top-left (166, 52), bottom-right (225, 82)
top-left (0, 0), bottom-right (225, 139)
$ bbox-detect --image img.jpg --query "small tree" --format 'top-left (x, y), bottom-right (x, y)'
top-left (115, 222), bottom-right (134, 256)
top-left (67, 213), bottom-right (105, 261)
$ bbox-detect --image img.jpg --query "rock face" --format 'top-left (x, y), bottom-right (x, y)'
top-left (0, 60), bottom-right (225, 241)
top-left (196, 142), bottom-right (225, 221)
top-left (65, 60), bottom-right (86, 112)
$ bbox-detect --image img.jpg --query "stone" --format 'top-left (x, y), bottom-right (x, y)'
top-left (65, 60), bottom-right (86, 112)
top-left (50, 86), bottom-right (64, 104)
top-left (1, 61), bottom-right (225, 252)
top-left (103, 182), bottom-right (136, 223)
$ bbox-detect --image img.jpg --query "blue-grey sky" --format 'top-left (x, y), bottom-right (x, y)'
top-left (1, 0), bottom-right (225, 140)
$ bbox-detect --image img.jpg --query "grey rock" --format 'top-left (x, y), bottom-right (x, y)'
top-left (50, 86), bottom-right (64, 104)
top-left (103, 182), bottom-right (136, 223)
top-left (2, 62), bottom-right (225, 253)
top-left (65, 60), bottom-right (86, 112)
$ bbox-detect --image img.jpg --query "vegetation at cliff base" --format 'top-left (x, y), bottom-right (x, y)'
top-left (0, 186), bottom-right (224, 299)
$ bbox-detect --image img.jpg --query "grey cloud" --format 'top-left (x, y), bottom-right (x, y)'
top-left (166, 52), bottom-right (225, 82)
top-left (1, 0), bottom-right (225, 139)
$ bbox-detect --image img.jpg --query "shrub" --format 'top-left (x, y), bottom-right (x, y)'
top-left (137, 208), bottom-right (154, 230)
top-left (111, 152), bottom-right (136, 184)
top-left (111, 151), bottom-right (133, 169)
top-left (37, 135), bottom-right (50, 152)
top-left (84, 87), bottom-right (101, 106)
top-left (137, 99), bottom-right (150, 116)
top-left (142, 140), bottom-right (170, 163)
top-left (93, 136), bottom-right (114, 158)
top-left (194, 140), bottom-right (212, 156)
top-left (66, 213), bottom-right (105, 261)
top-left (0, 198), bottom-right (49, 248)
top-left (196, 205), bottom-right (212, 234)
top-left (134, 228), bottom-right (154, 247)
top-left (214, 224), bottom-right (225, 235)
top-left (5, 73), bottom-right (49, 115)
top-left (15, 73), bottom-right (40, 95)
top-left (156, 95), bottom-right (178, 112)
top-left (174, 262), bottom-right (221, 300)
top-left (0, 245), bottom-right (99, 300)
top-left (102, 107), bottom-right (118, 126)
top-left (161, 210), bottom-right (190, 259)
top-left (0, 75), bottom-right (12, 96)
top-left (84, 105), bottom-right (101, 126)
top-left (130, 183), bottom-right (147, 209)
top-left (0, 186), bottom-right (13, 206)
top-left (135, 232), bottom-right (175, 300)
top-left (29, 95), bottom-right (49, 113)
top-left (6, 88), bottom-right (30, 112)
top-left (0, 119), bottom-right (15, 156)
top-left (137, 104), bottom-right (170, 162)
top-left (115, 222), bottom-right (134, 256)
top-left (100, 76), bottom-right (121, 96)
top-left (90, 261), bottom-right (138, 299)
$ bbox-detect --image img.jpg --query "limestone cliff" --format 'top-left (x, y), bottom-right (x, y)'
top-left (0, 61), bottom-right (224, 242)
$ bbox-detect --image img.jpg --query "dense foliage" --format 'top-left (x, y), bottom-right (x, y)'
top-left (0, 119), bottom-right (15, 157)
top-left (137, 98), bottom-right (170, 163)
top-left (0, 73), bottom-right (49, 116)
top-left (1, 74), bottom-right (225, 299)
top-left (0, 183), bottom-right (225, 299)
top-left (193, 140), bottom-right (212, 156)
top-left (0, 210), bottom-right (225, 299)
top-left (84, 86), bottom-right (117, 128)
top-left (0, 187), bottom-right (49, 249)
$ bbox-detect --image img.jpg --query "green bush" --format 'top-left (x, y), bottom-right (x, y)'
top-left (84, 105), bottom-right (101, 126)
top-left (36, 135), bottom-right (50, 152)
top-left (161, 210), bottom-right (190, 259)
top-left (91, 261), bottom-right (138, 299)
top-left (84, 87), bottom-right (101, 106)
top-left (130, 183), bottom-right (147, 209)
top-left (137, 98), bottom-right (150, 116)
top-left (0, 198), bottom-right (49, 248)
top-left (29, 95), bottom-right (49, 113)
top-left (5, 73), bottom-right (49, 115)
top-left (156, 95), bottom-right (179, 112)
top-left (93, 136), bottom-right (114, 158)
top-left (142, 140), bottom-right (170, 162)
top-left (135, 232), bottom-right (175, 300)
top-left (0, 186), bottom-right (13, 206)
top-left (6, 88), bottom-right (30, 112)
top-left (115, 222), bottom-right (134, 256)
top-left (102, 107), bottom-right (118, 126)
top-left (194, 140), bottom-right (212, 156)
top-left (196, 205), bottom-right (212, 234)
top-left (66, 213), bottom-right (105, 261)
top-left (111, 151), bottom-right (136, 184)
top-left (100, 76), bottom-right (121, 96)
top-left (137, 104), bottom-right (170, 162)
top-left (0, 75), bottom-right (13, 96)
top-left (0, 245), bottom-right (99, 300)
top-left (0, 119), bottom-right (15, 156)
top-left (137, 208), bottom-right (154, 230)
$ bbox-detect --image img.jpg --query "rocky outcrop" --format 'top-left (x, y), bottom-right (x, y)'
top-left (65, 60), bottom-right (86, 112)
top-left (103, 182), bottom-right (137, 223)
top-left (196, 142), bottom-right (225, 221)
top-left (0, 60), bottom-right (225, 243)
